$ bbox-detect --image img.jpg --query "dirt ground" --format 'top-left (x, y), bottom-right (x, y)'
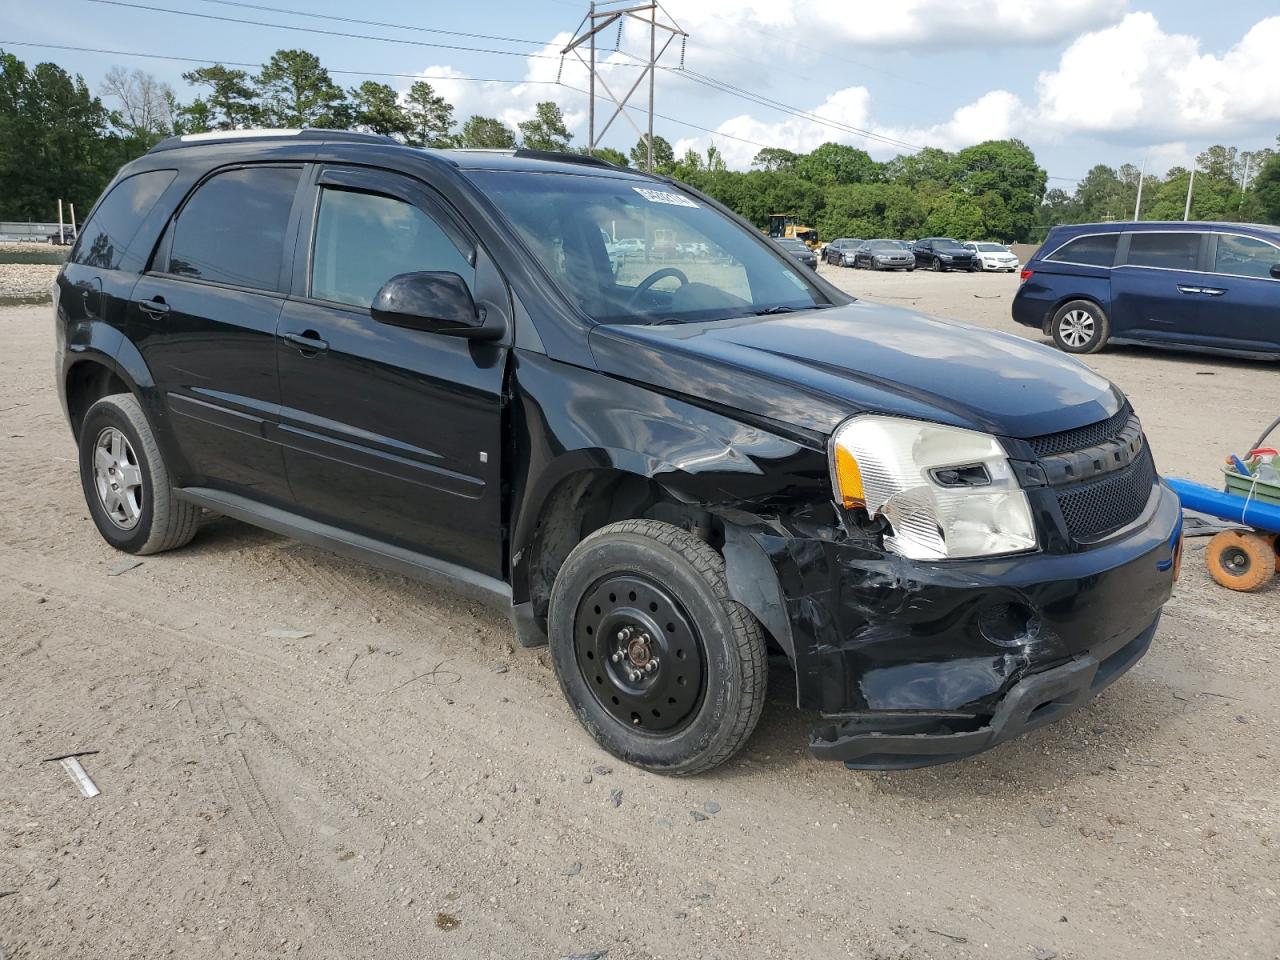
top-left (1, 268), bottom-right (1277, 960)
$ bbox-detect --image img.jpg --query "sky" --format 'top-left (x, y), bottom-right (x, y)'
top-left (4, 0), bottom-right (1280, 186)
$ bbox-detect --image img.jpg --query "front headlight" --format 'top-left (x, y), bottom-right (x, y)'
top-left (829, 415), bottom-right (1037, 560)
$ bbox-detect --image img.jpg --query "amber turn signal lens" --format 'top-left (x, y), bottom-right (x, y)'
top-left (834, 445), bottom-right (866, 509)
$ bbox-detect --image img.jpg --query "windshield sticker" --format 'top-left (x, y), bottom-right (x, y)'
top-left (632, 187), bottom-right (699, 208)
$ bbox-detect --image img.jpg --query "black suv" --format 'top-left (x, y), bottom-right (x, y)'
top-left (914, 237), bottom-right (979, 272)
top-left (56, 130), bottom-right (1181, 774)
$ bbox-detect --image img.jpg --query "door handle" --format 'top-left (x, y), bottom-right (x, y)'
top-left (283, 330), bottom-right (329, 353)
top-left (1175, 285), bottom-right (1203, 295)
top-left (138, 296), bottom-right (169, 318)
top-left (1200, 287), bottom-right (1227, 296)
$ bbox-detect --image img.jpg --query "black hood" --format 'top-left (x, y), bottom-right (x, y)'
top-left (588, 299), bottom-right (1124, 439)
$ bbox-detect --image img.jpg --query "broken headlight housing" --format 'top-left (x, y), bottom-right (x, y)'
top-left (829, 415), bottom-right (1037, 561)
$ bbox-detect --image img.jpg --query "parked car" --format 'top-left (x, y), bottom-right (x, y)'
top-left (56, 129), bottom-right (1180, 774)
top-left (823, 238), bottom-right (863, 266)
top-left (48, 226), bottom-right (77, 246)
top-left (964, 241), bottom-right (1020, 273)
top-left (1013, 221), bottom-right (1280, 357)
top-left (914, 237), bottom-right (979, 272)
top-left (774, 236), bottom-right (818, 269)
top-left (610, 237), bottom-right (645, 256)
top-left (853, 239), bottom-right (915, 271)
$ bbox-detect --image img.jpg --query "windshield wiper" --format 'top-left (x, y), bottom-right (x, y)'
top-left (753, 305), bottom-right (796, 316)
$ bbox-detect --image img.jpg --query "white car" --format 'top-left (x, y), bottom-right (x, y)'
top-left (963, 241), bottom-right (1020, 273)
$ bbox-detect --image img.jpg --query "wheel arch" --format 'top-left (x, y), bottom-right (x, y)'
top-left (1043, 293), bottom-right (1109, 336)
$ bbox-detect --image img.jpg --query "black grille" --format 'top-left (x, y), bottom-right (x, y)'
top-left (1028, 405), bottom-right (1132, 457)
top-left (1056, 446), bottom-right (1156, 541)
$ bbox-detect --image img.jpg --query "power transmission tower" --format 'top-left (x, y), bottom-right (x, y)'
top-left (561, 1), bottom-right (687, 171)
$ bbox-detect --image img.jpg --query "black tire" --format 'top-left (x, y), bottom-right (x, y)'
top-left (79, 393), bottom-right (200, 555)
top-left (1050, 299), bottom-right (1110, 354)
top-left (547, 519), bottom-right (768, 776)
top-left (932, 258), bottom-right (943, 272)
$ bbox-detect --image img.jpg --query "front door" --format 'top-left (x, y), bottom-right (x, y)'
top-left (276, 165), bottom-right (507, 575)
top-left (1195, 232), bottom-right (1280, 352)
top-left (130, 164), bottom-right (305, 503)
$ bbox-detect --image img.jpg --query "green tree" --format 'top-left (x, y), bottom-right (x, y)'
top-left (1146, 166), bottom-right (1239, 221)
top-left (519, 101), bottom-right (571, 152)
top-left (883, 147), bottom-right (959, 189)
top-left (816, 182), bottom-right (924, 240)
top-left (629, 133), bottom-right (673, 171)
top-left (955, 139), bottom-right (1046, 240)
top-left (751, 147), bottom-right (797, 172)
top-left (793, 142), bottom-right (879, 185)
top-left (350, 81), bottom-right (412, 139)
top-left (0, 52), bottom-right (119, 220)
top-left (1195, 145), bottom-right (1238, 182)
top-left (1253, 152), bottom-right (1280, 224)
top-left (590, 146), bottom-right (628, 166)
top-left (254, 49), bottom-right (348, 129)
top-left (923, 191), bottom-right (984, 239)
top-left (179, 64), bottom-right (258, 131)
top-left (403, 80), bottom-right (454, 147)
top-left (456, 114), bottom-right (516, 149)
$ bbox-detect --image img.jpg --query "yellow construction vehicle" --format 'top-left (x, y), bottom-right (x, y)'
top-left (767, 213), bottom-right (818, 249)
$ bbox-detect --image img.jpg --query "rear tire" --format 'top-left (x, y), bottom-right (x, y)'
top-left (1206, 531), bottom-right (1276, 592)
top-left (548, 519), bottom-right (768, 776)
top-left (1051, 299), bottom-right (1110, 354)
top-left (78, 393), bottom-right (200, 555)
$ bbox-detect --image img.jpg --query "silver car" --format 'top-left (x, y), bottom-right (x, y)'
top-left (853, 239), bottom-right (915, 271)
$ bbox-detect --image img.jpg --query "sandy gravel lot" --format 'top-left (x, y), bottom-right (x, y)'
top-left (1, 268), bottom-right (1277, 960)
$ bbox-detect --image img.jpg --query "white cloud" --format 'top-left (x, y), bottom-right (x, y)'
top-left (1035, 12), bottom-right (1280, 138)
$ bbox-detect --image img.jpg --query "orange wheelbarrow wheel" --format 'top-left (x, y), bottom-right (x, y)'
top-left (1205, 530), bottom-right (1277, 592)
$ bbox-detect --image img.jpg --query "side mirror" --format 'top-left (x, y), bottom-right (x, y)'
top-left (1271, 263), bottom-right (1280, 280)
top-left (371, 271), bottom-right (503, 341)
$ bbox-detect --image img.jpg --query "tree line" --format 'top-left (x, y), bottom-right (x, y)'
top-left (3, 46), bottom-right (1279, 243)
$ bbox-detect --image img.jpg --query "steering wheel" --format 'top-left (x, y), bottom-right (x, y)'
top-left (628, 267), bottom-right (689, 308)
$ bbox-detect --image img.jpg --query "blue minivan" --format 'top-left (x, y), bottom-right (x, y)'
top-left (1012, 221), bottom-right (1280, 358)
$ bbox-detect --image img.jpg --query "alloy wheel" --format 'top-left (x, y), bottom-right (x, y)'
top-left (92, 426), bottom-right (144, 529)
top-left (1058, 309), bottom-right (1095, 348)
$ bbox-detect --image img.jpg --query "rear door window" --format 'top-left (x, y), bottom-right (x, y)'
top-left (1045, 234), bottom-right (1118, 267)
top-left (168, 166), bottom-right (301, 291)
top-left (1213, 233), bottom-right (1280, 279)
top-left (309, 187), bottom-right (474, 309)
top-left (72, 169), bottom-right (177, 270)
top-left (1125, 232), bottom-right (1200, 270)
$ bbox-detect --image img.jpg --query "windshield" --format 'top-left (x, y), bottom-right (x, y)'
top-left (934, 239), bottom-right (966, 251)
top-left (776, 238), bottom-right (807, 251)
top-left (974, 242), bottom-right (1007, 252)
top-left (470, 171), bottom-right (826, 324)
top-left (869, 241), bottom-right (905, 251)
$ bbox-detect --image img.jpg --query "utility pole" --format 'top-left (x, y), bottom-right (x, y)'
top-left (1183, 167), bottom-right (1196, 221)
top-left (561, 1), bottom-right (687, 170)
top-left (1132, 157), bottom-right (1146, 221)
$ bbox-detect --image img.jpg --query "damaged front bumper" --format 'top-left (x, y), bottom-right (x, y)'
top-left (729, 481), bottom-right (1181, 770)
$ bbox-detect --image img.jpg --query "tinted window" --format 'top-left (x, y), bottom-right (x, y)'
top-left (1046, 234), bottom-right (1118, 267)
top-left (1213, 233), bottom-right (1280, 279)
top-left (72, 169), bottom-right (176, 270)
top-left (310, 188), bottom-right (474, 308)
top-left (1126, 232), bottom-right (1199, 270)
top-left (169, 166), bottom-right (301, 290)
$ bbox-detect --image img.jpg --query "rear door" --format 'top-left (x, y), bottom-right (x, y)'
top-left (275, 164), bottom-right (508, 574)
top-left (129, 164), bottom-right (305, 503)
top-left (1195, 231), bottom-right (1280, 352)
top-left (1109, 230), bottom-right (1208, 344)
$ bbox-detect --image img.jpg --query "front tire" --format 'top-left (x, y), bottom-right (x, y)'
top-left (932, 258), bottom-right (943, 272)
top-left (548, 519), bottom-right (768, 776)
top-left (78, 393), bottom-right (200, 555)
top-left (1051, 299), bottom-right (1110, 354)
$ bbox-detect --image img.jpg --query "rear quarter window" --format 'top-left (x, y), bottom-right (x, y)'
top-left (71, 169), bottom-right (177, 270)
top-left (1045, 234), bottom-right (1118, 268)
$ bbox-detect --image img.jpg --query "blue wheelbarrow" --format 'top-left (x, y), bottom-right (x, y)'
top-left (1165, 415), bottom-right (1280, 592)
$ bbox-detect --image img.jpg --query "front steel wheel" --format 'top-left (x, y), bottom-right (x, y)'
top-left (548, 519), bottom-right (768, 775)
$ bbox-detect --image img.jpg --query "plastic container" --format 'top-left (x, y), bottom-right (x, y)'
top-left (1222, 464), bottom-right (1280, 506)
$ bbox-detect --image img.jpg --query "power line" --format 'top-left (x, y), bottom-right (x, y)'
top-left (188, 0), bottom-right (548, 47)
top-left (0, 40), bottom-right (557, 85)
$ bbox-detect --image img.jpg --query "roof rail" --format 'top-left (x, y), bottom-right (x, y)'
top-left (512, 148), bottom-right (619, 169)
top-left (148, 127), bottom-right (398, 153)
